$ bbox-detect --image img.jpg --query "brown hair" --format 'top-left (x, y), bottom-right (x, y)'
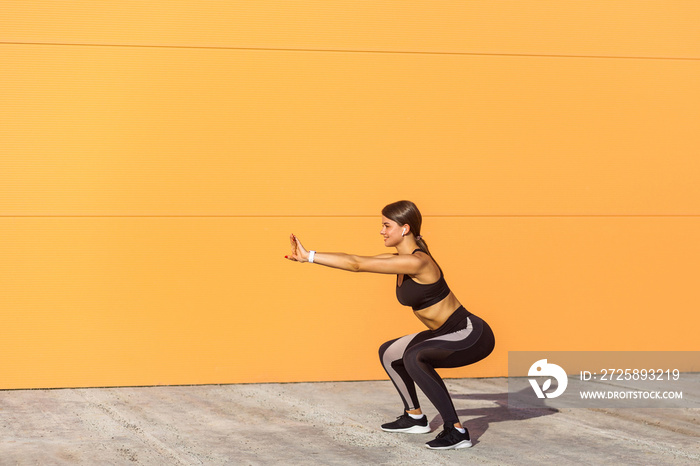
top-left (381, 200), bottom-right (431, 256)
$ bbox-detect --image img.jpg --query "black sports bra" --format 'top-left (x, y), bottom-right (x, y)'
top-left (396, 249), bottom-right (451, 311)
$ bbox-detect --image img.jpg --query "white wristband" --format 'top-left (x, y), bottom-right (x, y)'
top-left (308, 250), bottom-right (316, 263)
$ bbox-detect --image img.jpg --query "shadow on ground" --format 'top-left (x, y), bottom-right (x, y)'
top-left (429, 389), bottom-right (558, 446)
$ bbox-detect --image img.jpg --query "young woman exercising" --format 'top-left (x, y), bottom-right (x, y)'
top-left (285, 200), bottom-right (495, 450)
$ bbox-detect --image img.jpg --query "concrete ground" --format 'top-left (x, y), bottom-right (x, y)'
top-left (1, 376), bottom-right (698, 465)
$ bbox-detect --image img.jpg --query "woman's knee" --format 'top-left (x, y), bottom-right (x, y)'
top-left (402, 347), bottom-right (429, 374)
top-left (378, 339), bottom-right (395, 360)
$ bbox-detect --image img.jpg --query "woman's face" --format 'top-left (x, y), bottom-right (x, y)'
top-left (380, 216), bottom-right (405, 248)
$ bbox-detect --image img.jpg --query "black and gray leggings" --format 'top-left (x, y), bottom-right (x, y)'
top-left (378, 306), bottom-right (495, 426)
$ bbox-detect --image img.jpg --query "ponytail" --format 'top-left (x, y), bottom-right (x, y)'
top-left (415, 236), bottom-right (432, 257)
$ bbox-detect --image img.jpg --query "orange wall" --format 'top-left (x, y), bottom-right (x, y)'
top-left (1, 1), bottom-right (699, 389)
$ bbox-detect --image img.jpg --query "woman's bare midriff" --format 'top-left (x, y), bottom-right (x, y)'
top-left (413, 292), bottom-right (462, 331)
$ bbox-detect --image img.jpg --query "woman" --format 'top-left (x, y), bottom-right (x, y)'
top-left (285, 200), bottom-right (495, 450)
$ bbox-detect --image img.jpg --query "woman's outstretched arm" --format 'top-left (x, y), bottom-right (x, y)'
top-left (286, 234), bottom-right (425, 275)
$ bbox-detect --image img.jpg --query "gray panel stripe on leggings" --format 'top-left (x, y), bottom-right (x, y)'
top-left (428, 317), bottom-right (473, 343)
top-left (382, 332), bottom-right (419, 410)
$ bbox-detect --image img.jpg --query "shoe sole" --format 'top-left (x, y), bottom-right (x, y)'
top-left (381, 425), bottom-right (432, 434)
top-left (425, 439), bottom-right (473, 450)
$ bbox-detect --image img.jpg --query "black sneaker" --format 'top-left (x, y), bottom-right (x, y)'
top-left (425, 424), bottom-right (472, 450)
top-left (381, 413), bottom-right (431, 434)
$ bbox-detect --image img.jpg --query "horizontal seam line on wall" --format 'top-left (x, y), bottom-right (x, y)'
top-left (1, 215), bottom-right (698, 219)
top-left (1, 41), bottom-right (698, 61)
